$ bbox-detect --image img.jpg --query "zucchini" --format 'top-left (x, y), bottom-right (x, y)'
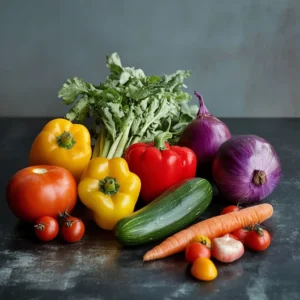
top-left (114, 177), bottom-right (213, 246)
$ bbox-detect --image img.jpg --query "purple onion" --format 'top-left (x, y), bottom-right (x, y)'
top-left (212, 135), bottom-right (281, 203)
top-left (178, 91), bottom-right (231, 176)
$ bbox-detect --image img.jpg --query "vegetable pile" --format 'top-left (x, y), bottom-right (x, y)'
top-left (58, 52), bottom-right (198, 158)
top-left (6, 52), bottom-right (282, 283)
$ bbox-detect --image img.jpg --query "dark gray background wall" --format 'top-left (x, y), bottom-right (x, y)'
top-left (0, 0), bottom-right (299, 117)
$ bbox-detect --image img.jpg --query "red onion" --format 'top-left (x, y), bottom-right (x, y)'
top-left (212, 135), bottom-right (281, 203)
top-left (178, 91), bottom-right (231, 176)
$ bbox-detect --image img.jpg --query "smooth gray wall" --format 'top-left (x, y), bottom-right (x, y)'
top-left (0, 0), bottom-right (299, 117)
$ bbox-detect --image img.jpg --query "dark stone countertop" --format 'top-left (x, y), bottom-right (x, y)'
top-left (0, 117), bottom-right (299, 300)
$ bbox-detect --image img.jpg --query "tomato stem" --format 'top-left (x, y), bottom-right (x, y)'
top-left (65, 220), bottom-right (79, 227)
top-left (254, 224), bottom-right (264, 236)
top-left (34, 223), bottom-right (45, 231)
top-left (243, 224), bottom-right (254, 231)
top-left (58, 208), bottom-right (71, 219)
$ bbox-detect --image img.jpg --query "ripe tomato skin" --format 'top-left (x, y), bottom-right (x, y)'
top-left (60, 217), bottom-right (85, 243)
top-left (221, 205), bottom-right (239, 215)
top-left (185, 242), bottom-right (211, 263)
top-left (34, 216), bottom-right (59, 242)
top-left (231, 228), bottom-right (249, 244)
top-left (244, 229), bottom-right (271, 251)
top-left (6, 165), bottom-right (77, 223)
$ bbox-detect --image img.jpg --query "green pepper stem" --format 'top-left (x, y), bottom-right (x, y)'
top-left (99, 176), bottom-right (120, 195)
top-left (154, 132), bottom-right (172, 150)
top-left (104, 179), bottom-right (116, 192)
top-left (56, 131), bottom-right (76, 149)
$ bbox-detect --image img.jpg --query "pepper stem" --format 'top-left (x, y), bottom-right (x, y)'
top-left (56, 131), bottom-right (76, 149)
top-left (252, 170), bottom-right (267, 186)
top-left (99, 176), bottom-right (120, 195)
top-left (154, 132), bottom-right (172, 150)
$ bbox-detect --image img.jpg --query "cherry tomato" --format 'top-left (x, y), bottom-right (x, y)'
top-left (34, 216), bottom-right (59, 242)
top-left (220, 205), bottom-right (239, 215)
top-left (191, 257), bottom-right (218, 281)
top-left (60, 217), bottom-right (85, 243)
top-left (231, 228), bottom-right (250, 244)
top-left (185, 242), bottom-right (211, 263)
top-left (6, 165), bottom-right (77, 223)
top-left (244, 227), bottom-right (271, 251)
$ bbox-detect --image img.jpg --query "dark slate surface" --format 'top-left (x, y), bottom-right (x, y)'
top-left (0, 117), bottom-right (299, 300)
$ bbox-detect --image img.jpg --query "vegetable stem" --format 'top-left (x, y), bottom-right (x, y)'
top-left (154, 132), bottom-right (172, 150)
top-left (113, 107), bottom-right (135, 157)
top-left (92, 136), bottom-right (100, 158)
top-left (125, 136), bottom-right (134, 150)
top-left (107, 133), bottom-right (123, 159)
top-left (56, 131), bottom-right (76, 149)
top-left (194, 91), bottom-right (210, 116)
top-left (99, 126), bottom-right (106, 157)
top-left (101, 137), bottom-right (112, 158)
top-left (99, 176), bottom-right (120, 195)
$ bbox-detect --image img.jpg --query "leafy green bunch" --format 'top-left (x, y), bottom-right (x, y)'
top-left (58, 52), bottom-right (198, 158)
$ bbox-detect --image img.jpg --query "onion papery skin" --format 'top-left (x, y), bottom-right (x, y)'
top-left (212, 135), bottom-right (281, 203)
top-left (178, 92), bottom-right (231, 177)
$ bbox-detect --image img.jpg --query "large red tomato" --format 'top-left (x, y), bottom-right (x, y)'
top-left (6, 165), bottom-right (77, 223)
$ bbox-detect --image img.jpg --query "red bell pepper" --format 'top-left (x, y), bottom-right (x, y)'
top-left (124, 132), bottom-right (197, 203)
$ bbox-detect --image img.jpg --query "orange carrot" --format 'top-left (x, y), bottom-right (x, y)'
top-left (143, 203), bottom-right (273, 261)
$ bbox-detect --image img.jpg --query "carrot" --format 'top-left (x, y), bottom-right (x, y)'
top-left (143, 203), bottom-right (273, 261)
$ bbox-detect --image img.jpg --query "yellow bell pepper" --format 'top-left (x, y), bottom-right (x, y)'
top-left (29, 118), bottom-right (92, 181)
top-left (78, 157), bottom-right (141, 230)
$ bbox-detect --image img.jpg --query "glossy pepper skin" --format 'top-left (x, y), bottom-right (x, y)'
top-left (78, 157), bottom-right (141, 230)
top-left (124, 132), bottom-right (197, 203)
top-left (29, 118), bottom-right (92, 181)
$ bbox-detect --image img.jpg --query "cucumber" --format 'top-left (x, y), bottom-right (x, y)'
top-left (114, 177), bottom-right (213, 246)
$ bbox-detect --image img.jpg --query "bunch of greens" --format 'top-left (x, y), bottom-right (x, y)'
top-left (58, 52), bottom-right (198, 158)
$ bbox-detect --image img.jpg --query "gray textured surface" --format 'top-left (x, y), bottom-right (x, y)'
top-left (0, 117), bottom-right (299, 299)
top-left (0, 0), bottom-right (300, 117)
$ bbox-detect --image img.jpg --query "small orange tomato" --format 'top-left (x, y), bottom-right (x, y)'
top-left (191, 257), bottom-right (218, 281)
